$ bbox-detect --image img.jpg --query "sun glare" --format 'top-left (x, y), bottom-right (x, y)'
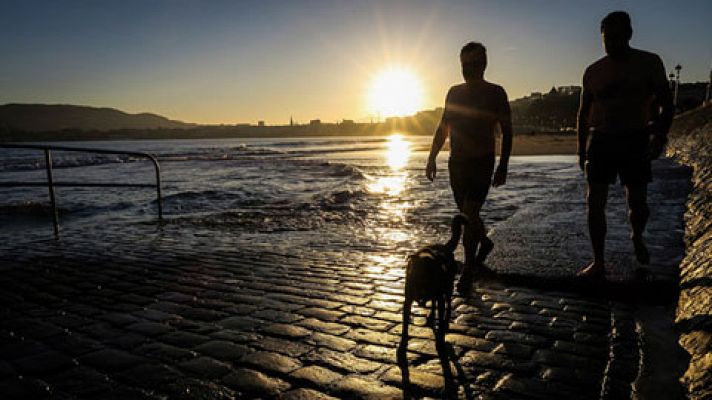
top-left (367, 134), bottom-right (411, 196)
top-left (368, 66), bottom-right (423, 118)
top-left (385, 133), bottom-right (410, 170)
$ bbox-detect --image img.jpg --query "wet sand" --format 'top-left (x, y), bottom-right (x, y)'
top-left (510, 134), bottom-right (577, 155)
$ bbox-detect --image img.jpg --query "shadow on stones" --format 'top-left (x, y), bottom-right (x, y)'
top-left (437, 341), bottom-right (475, 400)
top-left (398, 328), bottom-right (474, 400)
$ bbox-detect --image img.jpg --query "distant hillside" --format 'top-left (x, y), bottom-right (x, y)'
top-left (510, 86), bottom-right (581, 131)
top-left (0, 104), bottom-right (193, 132)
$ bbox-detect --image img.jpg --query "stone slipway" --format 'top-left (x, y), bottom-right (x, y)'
top-left (0, 118), bottom-right (702, 399)
top-left (668, 104), bottom-right (712, 400)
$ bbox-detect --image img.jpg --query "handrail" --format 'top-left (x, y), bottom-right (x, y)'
top-left (0, 143), bottom-right (162, 237)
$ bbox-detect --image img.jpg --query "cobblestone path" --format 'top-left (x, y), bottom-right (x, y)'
top-left (0, 159), bottom-right (690, 399)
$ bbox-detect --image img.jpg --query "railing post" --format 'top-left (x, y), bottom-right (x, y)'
top-left (44, 149), bottom-right (60, 238)
top-left (1, 143), bottom-right (163, 231)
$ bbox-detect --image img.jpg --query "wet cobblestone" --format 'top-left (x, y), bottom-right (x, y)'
top-left (0, 156), bottom-right (691, 399)
top-left (668, 105), bottom-right (712, 400)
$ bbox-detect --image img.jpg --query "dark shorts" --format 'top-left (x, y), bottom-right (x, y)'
top-left (448, 154), bottom-right (495, 209)
top-left (586, 132), bottom-right (651, 186)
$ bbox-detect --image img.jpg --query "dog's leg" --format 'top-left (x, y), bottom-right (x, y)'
top-left (426, 300), bottom-right (436, 328)
top-left (445, 292), bottom-right (452, 335)
top-left (398, 298), bottom-right (412, 357)
top-left (398, 297), bottom-right (412, 398)
top-left (436, 297), bottom-right (447, 348)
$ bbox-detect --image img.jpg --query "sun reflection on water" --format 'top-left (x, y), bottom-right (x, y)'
top-left (367, 175), bottom-right (406, 196)
top-left (365, 134), bottom-right (416, 249)
top-left (367, 134), bottom-right (411, 196)
top-left (385, 133), bottom-right (410, 170)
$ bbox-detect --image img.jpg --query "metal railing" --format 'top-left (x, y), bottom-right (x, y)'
top-left (0, 143), bottom-right (162, 237)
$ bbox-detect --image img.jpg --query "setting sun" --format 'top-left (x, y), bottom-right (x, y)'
top-left (368, 66), bottom-right (424, 118)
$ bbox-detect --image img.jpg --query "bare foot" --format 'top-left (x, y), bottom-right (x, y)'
top-left (576, 262), bottom-right (606, 279)
top-left (633, 238), bottom-right (650, 264)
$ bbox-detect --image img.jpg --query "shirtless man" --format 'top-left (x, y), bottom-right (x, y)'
top-left (576, 11), bottom-right (674, 278)
top-left (426, 42), bottom-right (512, 279)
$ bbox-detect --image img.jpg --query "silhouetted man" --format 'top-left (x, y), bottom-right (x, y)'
top-left (576, 11), bottom-right (674, 278)
top-left (426, 42), bottom-right (512, 279)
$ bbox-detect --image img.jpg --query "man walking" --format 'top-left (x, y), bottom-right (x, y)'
top-left (426, 42), bottom-right (512, 281)
top-left (576, 11), bottom-right (674, 278)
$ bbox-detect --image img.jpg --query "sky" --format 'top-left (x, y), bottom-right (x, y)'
top-left (1, 0), bottom-right (710, 125)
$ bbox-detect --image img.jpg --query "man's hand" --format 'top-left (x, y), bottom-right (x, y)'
top-left (492, 166), bottom-right (507, 187)
top-left (578, 153), bottom-right (586, 171)
top-left (426, 159), bottom-right (437, 181)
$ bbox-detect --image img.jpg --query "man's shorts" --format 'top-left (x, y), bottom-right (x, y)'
top-left (585, 132), bottom-right (652, 186)
top-left (448, 154), bottom-right (495, 209)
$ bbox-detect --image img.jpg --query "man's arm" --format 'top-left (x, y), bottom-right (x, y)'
top-left (492, 88), bottom-right (512, 187)
top-left (426, 121), bottom-right (448, 181)
top-left (649, 55), bottom-right (674, 158)
top-left (426, 91), bottom-right (451, 181)
top-left (577, 74), bottom-right (593, 171)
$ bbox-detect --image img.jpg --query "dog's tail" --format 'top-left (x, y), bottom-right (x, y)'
top-left (445, 214), bottom-right (469, 252)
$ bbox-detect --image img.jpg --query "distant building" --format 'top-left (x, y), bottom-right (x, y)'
top-left (556, 86), bottom-right (581, 95)
top-left (341, 119), bottom-right (354, 125)
top-left (309, 119), bottom-right (321, 125)
top-left (257, 121), bottom-right (265, 127)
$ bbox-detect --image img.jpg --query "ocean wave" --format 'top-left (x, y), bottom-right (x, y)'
top-left (158, 144), bottom-right (286, 161)
top-left (319, 162), bottom-right (368, 180)
top-left (287, 146), bottom-right (382, 157)
top-left (0, 144), bottom-right (286, 172)
top-left (158, 188), bottom-right (256, 213)
top-left (312, 189), bottom-right (369, 210)
top-left (265, 138), bottom-right (386, 148)
top-left (160, 206), bottom-right (367, 233)
top-left (0, 154), bottom-right (138, 172)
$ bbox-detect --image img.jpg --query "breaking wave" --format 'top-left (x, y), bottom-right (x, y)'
top-left (0, 144), bottom-right (287, 172)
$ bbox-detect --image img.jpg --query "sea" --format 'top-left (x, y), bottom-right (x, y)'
top-left (0, 135), bottom-right (578, 254)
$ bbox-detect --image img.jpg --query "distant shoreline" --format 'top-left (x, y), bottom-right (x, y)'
top-left (0, 132), bottom-right (578, 156)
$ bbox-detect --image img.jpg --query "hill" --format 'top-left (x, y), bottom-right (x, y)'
top-left (0, 103), bottom-right (192, 132)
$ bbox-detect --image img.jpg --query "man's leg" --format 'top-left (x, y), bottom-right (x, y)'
top-left (578, 182), bottom-right (609, 277)
top-left (462, 198), bottom-right (485, 268)
top-left (457, 198), bottom-right (484, 292)
top-left (475, 227), bottom-right (494, 265)
top-left (625, 183), bottom-right (650, 264)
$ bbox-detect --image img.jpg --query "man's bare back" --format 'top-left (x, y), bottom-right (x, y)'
top-left (584, 48), bottom-right (670, 134)
top-left (442, 81), bottom-right (510, 160)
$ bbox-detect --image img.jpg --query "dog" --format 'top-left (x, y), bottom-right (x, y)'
top-left (398, 214), bottom-right (468, 361)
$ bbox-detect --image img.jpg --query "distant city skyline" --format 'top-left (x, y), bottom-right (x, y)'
top-left (1, 0), bottom-right (711, 124)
